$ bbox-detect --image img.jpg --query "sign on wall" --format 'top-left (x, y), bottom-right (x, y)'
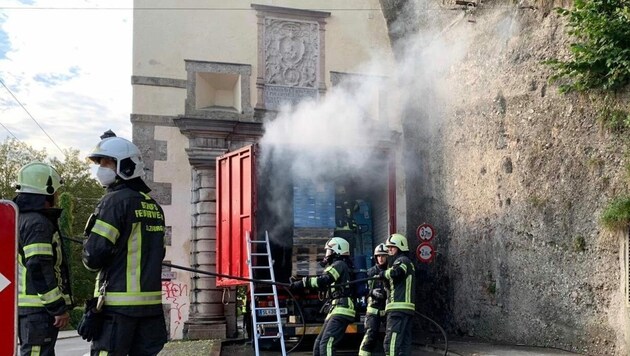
top-left (416, 223), bottom-right (435, 242)
top-left (416, 223), bottom-right (437, 264)
top-left (416, 242), bottom-right (435, 264)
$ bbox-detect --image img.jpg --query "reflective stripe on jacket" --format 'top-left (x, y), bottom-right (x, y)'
top-left (304, 259), bottom-right (356, 319)
top-left (366, 264), bottom-right (387, 315)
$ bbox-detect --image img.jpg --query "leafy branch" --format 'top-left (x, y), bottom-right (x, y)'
top-left (545, 0), bottom-right (630, 93)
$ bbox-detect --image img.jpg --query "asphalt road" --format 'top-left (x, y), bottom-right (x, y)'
top-left (55, 336), bottom-right (90, 356)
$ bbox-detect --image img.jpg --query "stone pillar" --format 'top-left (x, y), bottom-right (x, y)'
top-left (177, 55), bottom-right (262, 339)
top-left (184, 167), bottom-right (227, 339)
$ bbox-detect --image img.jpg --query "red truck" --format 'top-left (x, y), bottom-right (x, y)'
top-left (215, 143), bottom-right (398, 349)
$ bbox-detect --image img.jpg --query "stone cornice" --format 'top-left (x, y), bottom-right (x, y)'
top-left (131, 75), bottom-right (186, 89)
top-left (174, 117), bottom-right (264, 140)
top-left (174, 116), bottom-right (264, 167)
top-left (251, 4), bottom-right (331, 20)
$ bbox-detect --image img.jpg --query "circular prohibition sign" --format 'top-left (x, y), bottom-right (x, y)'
top-left (416, 223), bottom-right (436, 243)
top-left (416, 242), bottom-right (435, 264)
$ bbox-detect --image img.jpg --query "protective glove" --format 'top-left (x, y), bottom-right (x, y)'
top-left (376, 270), bottom-right (386, 280)
top-left (77, 298), bottom-right (104, 342)
top-left (289, 279), bottom-right (304, 292)
top-left (370, 288), bottom-right (386, 301)
top-left (368, 265), bottom-right (386, 278)
top-left (319, 256), bottom-right (331, 268)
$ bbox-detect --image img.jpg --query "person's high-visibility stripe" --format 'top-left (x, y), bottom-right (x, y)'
top-left (92, 219), bottom-right (120, 244)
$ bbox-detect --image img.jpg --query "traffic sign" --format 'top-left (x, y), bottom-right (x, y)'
top-left (416, 242), bottom-right (435, 263)
top-left (416, 223), bottom-right (435, 242)
top-left (0, 200), bottom-right (18, 356)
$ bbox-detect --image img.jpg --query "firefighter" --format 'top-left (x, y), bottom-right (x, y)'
top-left (79, 136), bottom-right (167, 355)
top-left (290, 237), bottom-right (356, 356)
top-left (358, 243), bottom-right (389, 356)
top-left (380, 233), bottom-right (416, 356)
top-left (15, 162), bottom-right (74, 356)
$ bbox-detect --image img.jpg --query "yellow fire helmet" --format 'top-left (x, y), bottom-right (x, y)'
top-left (15, 162), bottom-right (63, 195)
top-left (385, 233), bottom-right (409, 252)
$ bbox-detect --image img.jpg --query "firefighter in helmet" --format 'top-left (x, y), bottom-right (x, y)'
top-left (15, 162), bottom-right (74, 356)
top-left (78, 136), bottom-right (167, 355)
top-left (381, 233), bottom-right (416, 356)
top-left (358, 243), bottom-right (389, 356)
top-left (290, 237), bottom-right (356, 356)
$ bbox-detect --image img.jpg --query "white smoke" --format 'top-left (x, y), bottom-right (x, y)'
top-left (260, 12), bottom-right (472, 170)
top-left (257, 0), bottom-right (515, 244)
top-left (260, 77), bottom-right (388, 181)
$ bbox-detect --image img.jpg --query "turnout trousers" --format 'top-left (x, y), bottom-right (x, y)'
top-left (19, 312), bottom-right (59, 356)
top-left (313, 315), bottom-right (353, 356)
top-left (90, 312), bottom-right (167, 356)
top-left (358, 312), bottom-right (385, 356)
top-left (383, 311), bottom-right (413, 356)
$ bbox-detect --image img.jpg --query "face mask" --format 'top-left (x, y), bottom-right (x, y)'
top-left (96, 166), bottom-right (117, 187)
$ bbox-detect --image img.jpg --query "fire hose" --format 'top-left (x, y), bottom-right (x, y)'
top-left (162, 263), bottom-right (306, 354)
top-left (64, 236), bottom-right (448, 355)
top-left (164, 263), bottom-right (448, 355)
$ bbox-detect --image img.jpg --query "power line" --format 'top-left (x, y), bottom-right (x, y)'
top-left (0, 7), bottom-right (382, 11)
top-left (0, 4), bottom-right (525, 12)
top-left (0, 79), bottom-right (66, 157)
top-left (0, 120), bottom-right (19, 140)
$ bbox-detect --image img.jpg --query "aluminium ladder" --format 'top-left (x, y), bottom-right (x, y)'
top-left (246, 231), bottom-right (287, 356)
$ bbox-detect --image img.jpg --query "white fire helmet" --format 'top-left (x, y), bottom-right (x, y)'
top-left (15, 162), bottom-right (63, 195)
top-left (88, 137), bottom-right (145, 180)
top-left (385, 233), bottom-right (409, 252)
top-left (325, 237), bottom-right (350, 256)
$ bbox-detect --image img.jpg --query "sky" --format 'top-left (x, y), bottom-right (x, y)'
top-left (0, 0), bottom-right (133, 160)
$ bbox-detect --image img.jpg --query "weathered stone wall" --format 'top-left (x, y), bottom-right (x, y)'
top-left (381, 0), bottom-right (630, 354)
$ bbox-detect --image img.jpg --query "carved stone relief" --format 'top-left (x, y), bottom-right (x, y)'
top-left (264, 18), bottom-right (319, 88)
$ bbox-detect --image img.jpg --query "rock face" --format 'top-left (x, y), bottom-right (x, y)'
top-left (380, 0), bottom-right (629, 354)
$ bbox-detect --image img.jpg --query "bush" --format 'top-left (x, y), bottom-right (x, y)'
top-left (600, 196), bottom-right (630, 231)
top-left (69, 306), bottom-right (85, 330)
top-left (546, 0), bottom-right (630, 93)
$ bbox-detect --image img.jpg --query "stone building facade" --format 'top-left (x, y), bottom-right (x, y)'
top-left (132, 0), bottom-right (630, 353)
top-left (131, 0), bottom-right (396, 340)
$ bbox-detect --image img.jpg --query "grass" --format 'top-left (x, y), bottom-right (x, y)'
top-left (600, 196), bottom-right (630, 231)
top-left (573, 235), bottom-right (586, 252)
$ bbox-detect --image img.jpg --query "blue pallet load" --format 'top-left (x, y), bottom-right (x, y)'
top-left (353, 254), bottom-right (369, 300)
top-left (353, 200), bottom-right (373, 260)
top-left (293, 180), bottom-right (336, 228)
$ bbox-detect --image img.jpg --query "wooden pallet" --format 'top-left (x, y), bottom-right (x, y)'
top-left (292, 240), bottom-right (327, 277)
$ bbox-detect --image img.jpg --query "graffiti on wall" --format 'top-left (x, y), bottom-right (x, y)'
top-left (162, 280), bottom-right (189, 338)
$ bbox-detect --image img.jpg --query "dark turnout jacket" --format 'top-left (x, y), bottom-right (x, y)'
top-left (366, 264), bottom-right (387, 315)
top-left (15, 194), bottom-right (73, 316)
top-left (304, 258), bottom-right (356, 320)
top-left (82, 179), bottom-right (166, 317)
top-left (384, 252), bottom-right (416, 314)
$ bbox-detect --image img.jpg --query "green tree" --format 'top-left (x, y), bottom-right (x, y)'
top-left (51, 150), bottom-right (104, 308)
top-left (58, 191), bottom-right (97, 309)
top-left (50, 148), bottom-right (104, 237)
top-left (0, 137), bottom-right (47, 199)
top-left (0, 137), bottom-right (104, 310)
